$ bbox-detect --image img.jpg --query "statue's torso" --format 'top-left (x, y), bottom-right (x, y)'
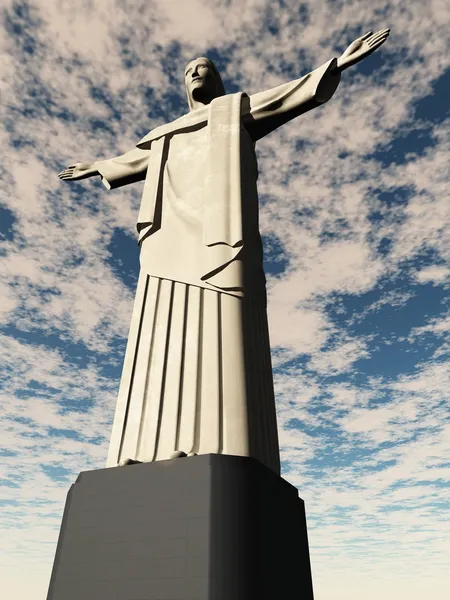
top-left (139, 124), bottom-right (262, 294)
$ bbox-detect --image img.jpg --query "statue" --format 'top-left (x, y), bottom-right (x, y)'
top-left (59, 29), bottom-right (390, 474)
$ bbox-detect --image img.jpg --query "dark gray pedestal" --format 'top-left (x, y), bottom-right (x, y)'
top-left (47, 454), bottom-right (314, 599)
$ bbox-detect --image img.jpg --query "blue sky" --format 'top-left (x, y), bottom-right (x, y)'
top-left (1, 0), bottom-right (449, 598)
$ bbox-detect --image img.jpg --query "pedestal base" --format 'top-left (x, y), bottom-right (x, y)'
top-left (47, 454), bottom-right (314, 599)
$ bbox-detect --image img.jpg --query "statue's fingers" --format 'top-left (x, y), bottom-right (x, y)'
top-left (368, 31), bottom-right (389, 47)
top-left (368, 40), bottom-right (388, 53)
top-left (369, 36), bottom-right (389, 48)
top-left (359, 31), bottom-right (373, 41)
top-left (368, 30), bottom-right (389, 43)
top-left (374, 28), bottom-right (390, 39)
top-left (368, 29), bottom-right (390, 43)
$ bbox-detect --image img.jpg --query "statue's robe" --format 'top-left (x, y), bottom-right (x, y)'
top-left (96, 59), bottom-right (340, 474)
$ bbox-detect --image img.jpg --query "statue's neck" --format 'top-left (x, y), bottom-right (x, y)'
top-left (189, 90), bottom-right (223, 112)
top-left (190, 99), bottom-right (213, 111)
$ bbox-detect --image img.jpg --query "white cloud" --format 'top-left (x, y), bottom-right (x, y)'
top-left (308, 336), bottom-right (371, 375)
top-left (415, 265), bottom-right (450, 285)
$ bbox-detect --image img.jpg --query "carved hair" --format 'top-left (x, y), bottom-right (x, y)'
top-left (185, 57), bottom-right (225, 111)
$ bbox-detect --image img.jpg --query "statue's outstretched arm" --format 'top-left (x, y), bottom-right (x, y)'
top-left (245, 27), bottom-right (389, 142)
top-left (245, 58), bottom-right (340, 142)
top-left (58, 147), bottom-right (150, 190)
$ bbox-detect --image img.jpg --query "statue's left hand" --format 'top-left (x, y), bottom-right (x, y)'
top-left (337, 28), bottom-right (390, 72)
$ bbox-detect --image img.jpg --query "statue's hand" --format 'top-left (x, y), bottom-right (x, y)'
top-left (337, 28), bottom-right (390, 72)
top-left (58, 162), bottom-right (98, 181)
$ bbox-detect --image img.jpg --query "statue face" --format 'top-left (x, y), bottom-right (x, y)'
top-left (185, 58), bottom-right (218, 104)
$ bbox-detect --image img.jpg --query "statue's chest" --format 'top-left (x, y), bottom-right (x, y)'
top-left (166, 127), bottom-right (209, 204)
top-left (164, 123), bottom-right (257, 213)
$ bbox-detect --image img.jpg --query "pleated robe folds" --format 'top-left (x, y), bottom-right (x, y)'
top-left (96, 59), bottom-right (341, 475)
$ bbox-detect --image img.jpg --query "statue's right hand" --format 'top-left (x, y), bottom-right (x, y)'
top-left (58, 162), bottom-right (98, 181)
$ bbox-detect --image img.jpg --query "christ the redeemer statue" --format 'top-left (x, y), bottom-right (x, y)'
top-left (59, 29), bottom-right (389, 475)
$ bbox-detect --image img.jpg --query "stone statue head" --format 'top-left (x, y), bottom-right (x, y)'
top-left (185, 57), bottom-right (225, 111)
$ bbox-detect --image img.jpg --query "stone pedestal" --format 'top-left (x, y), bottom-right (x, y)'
top-left (46, 454), bottom-right (314, 599)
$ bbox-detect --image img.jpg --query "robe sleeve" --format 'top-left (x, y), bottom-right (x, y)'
top-left (245, 58), bottom-right (341, 142)
top-left (94, 147), bottom-right (150, 190)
